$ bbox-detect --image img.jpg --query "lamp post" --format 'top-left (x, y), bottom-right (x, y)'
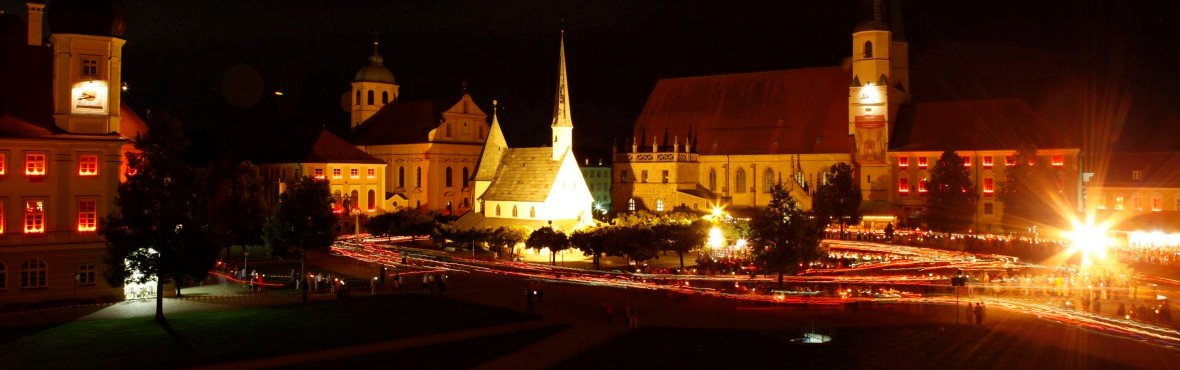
top-left (243, 250), bottom-right (249, 278)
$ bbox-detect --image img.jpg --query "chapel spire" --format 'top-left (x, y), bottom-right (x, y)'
top-left (551, 30), bottom-right (574, 160)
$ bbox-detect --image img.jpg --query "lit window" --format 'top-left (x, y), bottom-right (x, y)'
top-left (1051, 154), bottom-right (1064, 167)
top-left (79, 154), bottom-right (99, 176)
top-left (898, 178), bottom-right (909, 195)
top-left (20, 258), bottom-right (47, 289)
top-left (918, 178), bottom-right (928, 194)
top-left (983, 178), bottom-right (994, 196)
top-left (1152, 198), bottom-right (1162, 212)
top-left (0, 152), bottom-right (6, 175)
top-left (1114, 196), bottom-right (1124, 210)
top-left (25, 153), bottom-right (46, 176)
top-left (628, 198), bottom-right (636, 211)
top-left (1005, 155), bottom-right (1016, 166)
top-left (982, 156), bottom-right (993, 168)
top-left (961, 156), bottom-right (971, 167)
top-left (367, 168), bottom-right (375, 179)
top-left (350, 168), bottom-right (359, 178)
top-left (24, 200), bottom-right (45, 234)
top-left (917, 157), bottom-right (928, 169)
top-left (78, 264), bottom-right (96, 286)
top-left (314, 168), bottom-right (325, 179)
top-left (78, 199), bottom-right (97, 232)
top-left (332, 168), bottom-right (342, 179)
top-left (898, 157), bottom-right (908, 168)
top-left (0, 200), bottom-right (5, 234)
top-left (656, 199), bottom-right (664, 212)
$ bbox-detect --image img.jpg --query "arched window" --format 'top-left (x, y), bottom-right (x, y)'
top-left (628, 198), bottom-right (636, 211)
top-left (416, 167), bottom-right (422, 188)
top-left (462, 167), bottom-right (469, 187)
top-left (496, 204), bottom-right (501, 216)
top-left (735, 168), bottom-right (747, 193)
top-left (530, 206), bottom-right (536, 218)
top-left (512, 205), bottom-right (518, 217)
top-left (355, 90), bottom-right (361, 105)
top-left (382, 91), bottom-right (389, 104)
top-left (863, 41), bottom-right (873, 59)
top-left (708, 168), bottom-right (717, 190)
top-left (367, 90), bottom-right (374, 105)
top-left (20, 258), bottom-right (46, 288)
top-left (367, 190), bottom-right (376, 210)
top-left (763, 169), bottom-right (776, 193)
top-left (350, 190), bottom-right (359, 210)
top-left (398, 167), bottom-right (405, 187)
top-left (656, 199), bottom-right (664, 212)
top-left (445, 167), bottom-right (453, 187)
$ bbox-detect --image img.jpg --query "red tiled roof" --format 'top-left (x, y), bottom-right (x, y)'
top-left (893, 99), bottom-right (1078, 151)
top-left (352, 99), bottom-right (450, 146)
top-left (255, 129), bottom-right (384, 165)
top-left (119, 103), bottom-right (148, 139)
top-left (0, 114), bottom-right (60, 138)
top-left (1095, 152), bottom-right (1180, 188)
top-left (633, 67), bottom-right (853, 155)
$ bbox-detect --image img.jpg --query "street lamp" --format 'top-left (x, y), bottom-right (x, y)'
top-left (243, 250), bottom-right (249, 277)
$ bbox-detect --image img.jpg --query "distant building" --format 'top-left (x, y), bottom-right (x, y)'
top-left (0, 0), bottom-right (146, 306)
top-left (1085, 152), bottom-right (1180, 233)
top-left (457, 33), bottom-right (593, 232)
top-left (575, 149), bottom-right (612, 220)
top-left (614, 0), bottom-right (1082, 233)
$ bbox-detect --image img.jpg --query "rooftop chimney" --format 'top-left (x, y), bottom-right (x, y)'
top-left (26, 1), bottom-right (44, 46)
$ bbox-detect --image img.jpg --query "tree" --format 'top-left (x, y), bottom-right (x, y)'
top-left (206, 160), bottom-right (269, 260)
top-left (926, 150), bottom-right (979, 232)
top-left (748, 184), bottom-right (823, 288)
top-left (812, 162), bottom-right (862, 234)
top-left (101, 113), bottom-right (217, 323)
top-left (526, 227), bottom-right (569, 266)
top-left (570, 227), bottom-right (608, 269)
top-left (488, 226), bottom-right (529, 260)
top-left (652, 220), bottom-right (709, 269)
top-left (262, 176), bottom-right (337, 302)
top-left (998, 145), bottom-right (1062, 231)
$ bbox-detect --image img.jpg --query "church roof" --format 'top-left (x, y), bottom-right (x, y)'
top-left (0, 114), bottom-right (62, 137)
top-left (354, 44), bottom-right (396, 84)
top-left (256, 129), bottom-right (384, 165)
top-left (892, 98), bottom-right (1078, 151)
top-left (452, 211), bottom-right (579, 232)
top-left (351, 99), bottom-right (450, 145)
top-left (1095, 152), bottom-right (1180, 188)
top-left (481, 147), bottom-right (564, 202)
top-left (473, 106), bottom-right (508, 181)
top-left (633, 67), bottom-right (853, 155)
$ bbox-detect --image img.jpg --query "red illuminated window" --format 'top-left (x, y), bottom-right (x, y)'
top-left (1005, 155), bottom-right (1016, 166)
top-left (898, 157), bottom-right (909, 168)
top-left (1115, 196), bottom-right (1125, 210)
top-left (367, 168), bottom-right (375, 179)
top-left (898, 178), bottom-right (910, 195)
top-left (78, 199), bottom-right (96, 232)
top-left (0, 200), bottom-right (5, 234)
top-left (982, 156), bottom-right (994, 168)
top-left (24, 200), bottom-right (45, 234)
top-left (25, 153), bottom-right (46, 176)
top-left (1051, 154), bottom-right (1064, 167)
top-left (314, 168), bottom-right (325, 179)
top-left (983, 178), bottom-right (994, 196)
top-left (332, 168), bottom-right (342, 179)
top-left (918, 178), bottom-right (928, 194)
top-left (0, 152), bottom-right (6, 175)
top-left (79, 154), bottom-right (99, 176)
top-left (918, 157), bottom-right (928, 169)
top-left (961, 156), bottom-right (971, 167)
top-left (350, 168), bottom-right (359, 178)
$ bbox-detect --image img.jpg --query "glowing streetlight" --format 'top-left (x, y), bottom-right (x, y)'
top-left (708, 226), bottom-right (724, 250)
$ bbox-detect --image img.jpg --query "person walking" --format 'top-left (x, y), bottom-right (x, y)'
top-left (975, 302), bottom-right (984, 325)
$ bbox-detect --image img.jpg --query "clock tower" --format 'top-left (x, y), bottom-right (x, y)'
top-left (47, 0), bottom-right (128, 136)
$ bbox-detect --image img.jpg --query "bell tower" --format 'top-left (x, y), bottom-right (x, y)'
top-left (350, 39), bottom-right (400, 129)
top-left (849, 0), bottom-right (905, 200)
top-left (47, 0), bottom-right (128, 135)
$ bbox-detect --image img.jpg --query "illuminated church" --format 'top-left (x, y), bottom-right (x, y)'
top-left (613, 0), bottom-right (1082, 233)
top-left (0, 0), bottom-right (145, 306)
top-left (455, 33), bottom-right (594, 232)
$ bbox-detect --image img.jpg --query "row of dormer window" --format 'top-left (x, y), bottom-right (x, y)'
top-left (0, 152), bottom-right (104, 177)
top-left (897, 154), bottom-right (1066, 169)
top-left (310, 167), bottom-right (378, 180)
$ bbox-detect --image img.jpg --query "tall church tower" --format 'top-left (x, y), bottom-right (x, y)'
top-left (47, 0), bottom-right (127, 135)
top-left (350, 40), bottom-right (400, 129)
top-left (849, 0), bottom-right (907, 200)
top-left (551, 31), bottom-right (574, 161)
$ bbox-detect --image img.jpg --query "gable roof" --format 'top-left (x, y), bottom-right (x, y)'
top-left (892, 98), bottom-right (1079, 151)
top-left (351, 100), bottom-right (445, 146)
top-left (1095, 152), bottom-right (1180, 188)
top-left (633, 67), bottom-right (853, 155)
top-left (480, 147), bottom-right (563, 202)
top-left (255, 129), bottom-right (384, 165)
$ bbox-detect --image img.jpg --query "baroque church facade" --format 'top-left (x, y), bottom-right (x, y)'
top-left (613, 0), bottom-right (1082, 233)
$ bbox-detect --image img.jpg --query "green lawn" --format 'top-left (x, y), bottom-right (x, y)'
top-left (0, 295), bottom-right (538, 369)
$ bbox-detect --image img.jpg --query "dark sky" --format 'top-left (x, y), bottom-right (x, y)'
top-left (4, 0), bottom-right (1178, 158)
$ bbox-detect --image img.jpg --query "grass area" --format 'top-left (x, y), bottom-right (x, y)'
top-left (554, 325), bottom-right (1145, 370)
top-left (0, 295), bottom-right (538, 369)
top-left (288, 324), bottom-right (569, 369)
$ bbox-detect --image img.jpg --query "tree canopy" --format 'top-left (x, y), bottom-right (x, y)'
top-left (263, 176), bottom-right (337, 260)
top-left (926, 150), bottom-right (979, 232)
top-left (526, 226), bottom-right (570, 266)
top-left (812, 162), bottom-right (862, 233)
top-left (206, 160), bottom-right (269, 260)
top-left (748, 183), bottom-right (823, 287)
top-left (101, 113), bottom-right (217, 322)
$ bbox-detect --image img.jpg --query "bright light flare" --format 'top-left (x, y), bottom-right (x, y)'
top-left (1064, 220), bottom-right (1111, 266)
top-left (708, 227), bottom-right (724, 249)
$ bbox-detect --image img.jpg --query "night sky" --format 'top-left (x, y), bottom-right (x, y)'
top-left (3, 0), bottom-right (1178, 160)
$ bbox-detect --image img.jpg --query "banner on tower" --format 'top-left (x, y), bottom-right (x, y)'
top-left (855, 115), bottom-right (886, 164)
